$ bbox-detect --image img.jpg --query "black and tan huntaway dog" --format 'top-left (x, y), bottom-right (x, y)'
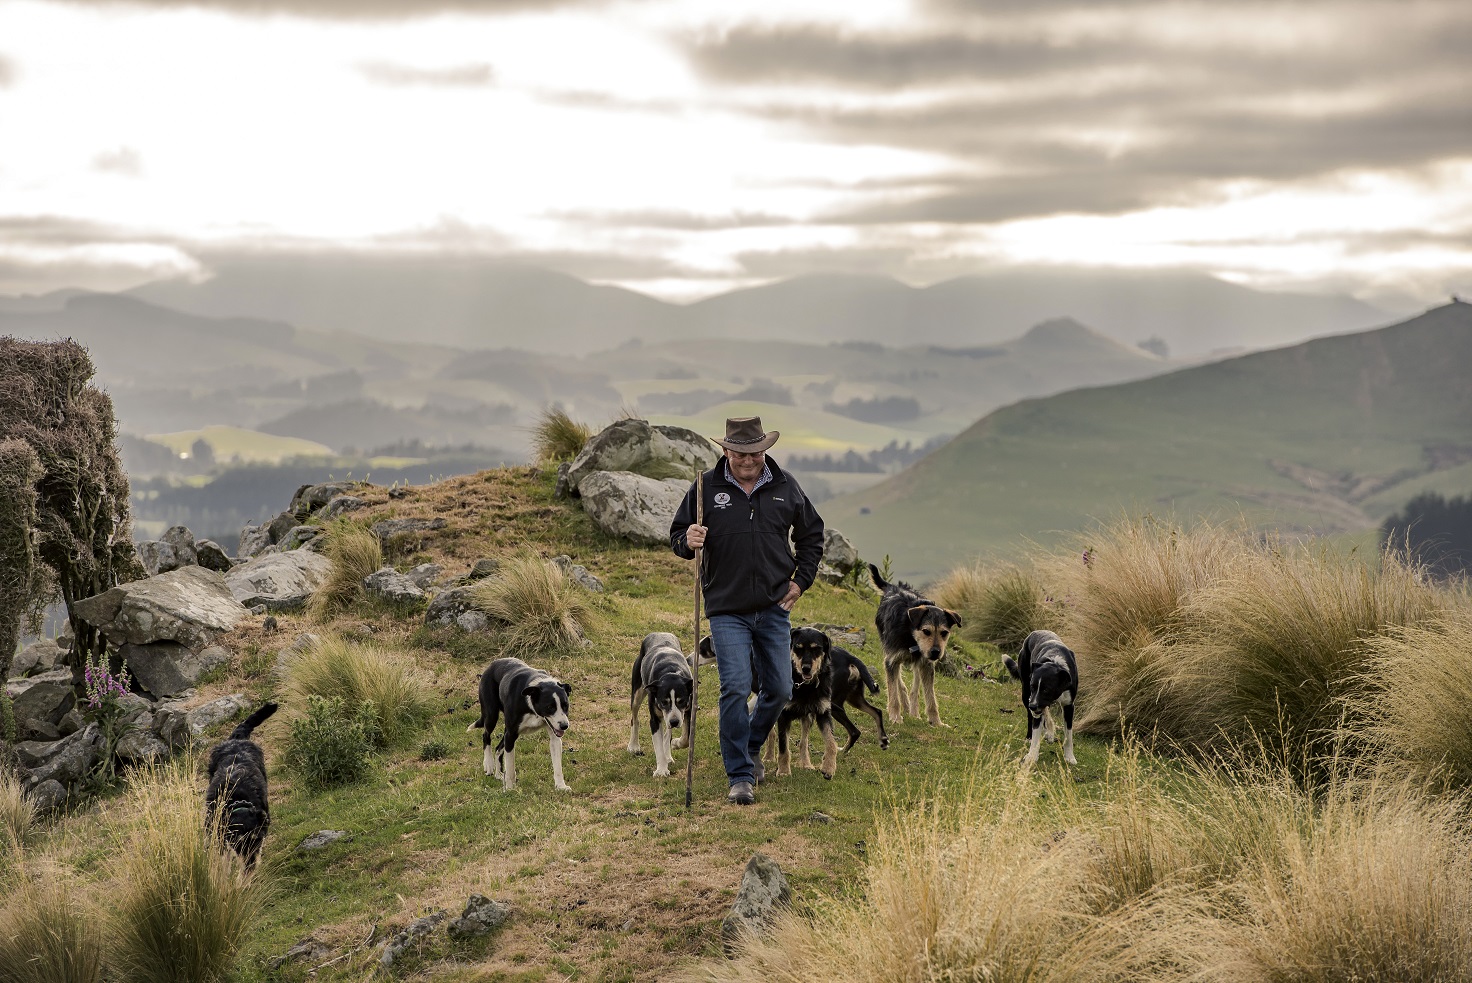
top-left (768, 626), bottom-right (841, 779)
top-left (205, 701), bottom-right (278, 870)
top-left (469, 657), bottom-right (572, 791)
top-left (870, 563), bottom-right (963, 727)
top-left (1004, 629), bottom-right (1079, 766)
top-left (829, 644), bottom-right (888, 751)
top-left (627, 631), bottom-right (695, 778)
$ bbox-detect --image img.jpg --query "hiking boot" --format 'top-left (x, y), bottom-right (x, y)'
top-left (727, 781), bottom-right (755, 805)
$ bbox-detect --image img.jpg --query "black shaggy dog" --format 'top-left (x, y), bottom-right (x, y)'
top-left (768, 626), bottom-right (841, 779)
top-left (205, 701), bottom-right (278, 870)
top-left (1004, 630), bottom-right (1079, 766)
top-left (829, 644), bottom-right (888, 751)
top-left (870, 563), bottom-right (963, 727)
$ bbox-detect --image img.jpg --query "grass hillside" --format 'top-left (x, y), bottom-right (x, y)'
top-left (826, 301), bottom-right (1472, 581)
top-left (10, 468), bottom-right (1472, 982)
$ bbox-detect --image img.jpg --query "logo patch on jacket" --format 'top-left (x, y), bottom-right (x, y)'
top-left (713, 492), bottom-right (731, 508)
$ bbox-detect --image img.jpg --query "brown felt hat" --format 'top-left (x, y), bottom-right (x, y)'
top-left (711, 416), bottom-right (779, 453)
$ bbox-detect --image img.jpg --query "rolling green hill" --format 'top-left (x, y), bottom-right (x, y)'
top-left (825, 302), bottom-right (1472, 581)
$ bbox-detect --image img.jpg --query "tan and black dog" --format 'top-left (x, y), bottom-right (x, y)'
top-left (767, 626), bottom-right (841, 779)
top-left (870, 563), bottom-right (962, 727)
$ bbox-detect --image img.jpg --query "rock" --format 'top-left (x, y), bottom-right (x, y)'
top-left (116, 725), bottom-right (170, 765)
top-left (160, 525), bottom-right (199, 568)
top-left (373, 517), bottom-right (447, 550)
top-left (262, 615), bottom-right (278, 631)
top-left (379, 910), bottom-right (448, 969)
top-left (28, 778), bottom-right (68, 813)
top-left (12, 638), bottom-right (64, 677)
top-left (137, 540), bottom-right (180, 576)
top-left (446, 895), bottom-right (512, 940)
top-left (424, 585), bottom-right (486, 631)
top-left (469, 558), bottom-right (500, 580)
top-left (268, 940), bottom-right (331, 971)
top-left (279, 525), bottom-right (322, 551)
top-left (721, 853), bottom-right (792, 957)
top-left (22, 724), bottom-right (102, 789)
top-left (225, 550), bottom-right (333, 612)
top-left (291, 481), bottom-right (369, 517)
top-left (562, 419), bottom-right (718, 497)
top-left (267, 510), bottom-right (299, 545)
top-left (816, 527), bottom-right (862, 585)
top-left (388, 486), bottom-right (409, 500)
top-left (553, 461), bottom-right (574, 499)
top-left (809, 810), bottom-right (834, 824)
top-left (578, 471), bottom-right (688, 546)
top-left (156, 693), bottom-right (251, 749)
top-left (406, 563), bottom-right (443, 589)
top-left (57, 708), bottom-right (86, 737)
top-left (73, 566), bottom-right (248, 651)
top-left (457, 611), bottom-right (490, 633)
top-left (812, 623), bottom-right (866, 649)
top-left (552, 555), bottom-right (604, 592)
top-left (118, 641), bottom-right (230, 699)
top-left (363, 567), bottom-right (428, 605)
top-left (238, 523), bottom-right (273, 560)
top-left (319, 495), bottom-right (367, 522)
top-left (194, 539), bottom-right (234, 572)
top-left (298, 829), bottom-right (351, 851)
top-left (8, 670), bottom-right (78, 742)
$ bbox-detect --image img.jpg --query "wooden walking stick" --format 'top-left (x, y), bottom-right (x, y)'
top-left (685, 468), bottom-right (704, 810)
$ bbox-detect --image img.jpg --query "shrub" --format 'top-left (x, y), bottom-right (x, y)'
top-left (0, 861), bottom-right (103, 983)
top-left (934, 563), bottom-right (1056, 653)
top-left (283, 695), bottom-right (378, 787)
top-left (418, 735), bottom-right (452, 761)
top-left (280, 635), bottom-right (434, 748)
top-left (104, 762), bottom-right (264, 983)
top-left (472, 554), bottom-right (596, 657)
top-left (530, 406), bottom-right (592, 463)
top-left (307, 519), bottom-right (383, 619)
top-left (0, 765), bottom-right (35, 856)
top-left (1354, 618), bottom-right (1472, 787)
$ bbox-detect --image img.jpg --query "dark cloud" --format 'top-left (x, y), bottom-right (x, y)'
top-left (357, 61), bottom-right (495, 87)
top-left (41, 0), bottom-right (595, 20)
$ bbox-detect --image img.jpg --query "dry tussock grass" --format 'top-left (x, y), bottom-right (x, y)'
top-left (279, 633), bottom-right (436, 747)
top-left (0, 858), bottom-right (103, 983)
top-left (530, 406), bottom-right (593, 462)
top-left (0, 764), bottom-right (35, 856)
top-left (471, 553), bottom-right (598, 656)
top-left (933, 563), bottom-right (1055, 653)
top-left (308, 519), bottom-right (384, 620)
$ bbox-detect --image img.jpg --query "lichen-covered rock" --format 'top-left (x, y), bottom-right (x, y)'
top-left (562, 419), bottom-right (717, 497)
top-left (8, 670), bottom-right (78, 742)
top-left (137, 540), bottom-right (180, 576)
top-left (155, 693), bottom-right (252, 748)
top-left (160, 525), bottom-right (199, 568)
top-left (20, 724), bottom-right (102, 789)
top-left (552, 555), bottom-right (604, 592)
top-left (379, 910), bottom-right (447, 969)
top-left (447, 895), bottom-right (512, 939)
top-left (363, 567), bottom-right (428, 605)
top-left (27, 779), bottom-right (68, 814)
top-left (291, 481), bottom-right (369, 517)
top-left (578, 471), bottom-right (687, 546)
top-left (225, 550), bottom-right (333, 612)
top-left (194, 539), bottom-right (235, 572)
top-left (819, 527), bottom-right (862, 583)
top-left (73, 565), bottom-right (247, 651)
top-left (721, 853), bottom-right (792, 957)
top-left (12, 637), bottom-right (64, 678)
top-left (424, 585), bottom-right (486, 631)
top-left (119, 641), bottom-right (230, 699)
top-left (319, 495), bottom-right (367, 522)
top-left (238, 522), bottom-right (273, 559)
top-left (373, 517), bottom-right (448, 549)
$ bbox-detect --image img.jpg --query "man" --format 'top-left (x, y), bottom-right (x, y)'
top-left (671, 416), bottom-right (825, 805)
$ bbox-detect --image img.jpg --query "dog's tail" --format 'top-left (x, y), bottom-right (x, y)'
top-left (228, 701), bottom-right (279, 741)
top-left (1003, 656), bottom-right (1022, 680)
top-left (853, 657), bottom-right (881, 695)
top-left (466, 709), bottom-right (485, 732)
top-left (868, 562), bottom-right (890, 592)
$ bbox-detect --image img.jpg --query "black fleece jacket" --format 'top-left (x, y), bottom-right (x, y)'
top-left (669, 457), bottom-right (825, 617)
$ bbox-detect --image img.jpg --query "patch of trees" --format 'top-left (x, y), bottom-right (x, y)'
top-left (786, 435), bottom-right (951, 474)
top-left (1, 337), bottom-right (140, 684)
top-left (824, 395), bottom-right (922, 423)
top-left (1380, 491), bottom-right (1472, 578)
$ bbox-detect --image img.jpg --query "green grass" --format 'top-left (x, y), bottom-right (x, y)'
top-left (145, 425), bottom-right (334, 464)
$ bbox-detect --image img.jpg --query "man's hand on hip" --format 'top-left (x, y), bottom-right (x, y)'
top-left (686, 524), bottom-right (707, 549)
top-left (779, 581), bottom-right (801, 612)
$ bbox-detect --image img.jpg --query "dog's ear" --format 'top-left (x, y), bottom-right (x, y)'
top-left (817, 630), bottom-right (831, 654)
top-left (557, 680), bottom-right (572, 696)
top-left (699, 634), bottom-right (714, 657)
top-left (944, 608), bottom-right (963, 628)
top-left (791, 626), bottom-right (801, 642)
top-left (907, 604), bottom-right (933, 629)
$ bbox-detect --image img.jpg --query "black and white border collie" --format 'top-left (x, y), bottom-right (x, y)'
top-left (627, 631), bottom-right (694, 778)
top-left (469, 657), bottom-right (572, 791)
top-left (205, 700), bottom-right (278, 869)
top-left (1004, 630), bottom-right (1079, 766)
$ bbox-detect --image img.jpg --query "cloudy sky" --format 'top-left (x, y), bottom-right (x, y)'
top-left (1, 0), bottom-right (1469, 307)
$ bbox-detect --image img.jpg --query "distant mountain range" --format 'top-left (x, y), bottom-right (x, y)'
top-left (823, 301), bottom-right (1472, 582)
top-left (89, 254), bottom-right (1400, 358)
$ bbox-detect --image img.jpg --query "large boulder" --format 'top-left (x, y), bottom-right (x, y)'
top-left (816, 527), bottom-right (864, 585)
top-left (8, 669), bottom-right (77, 741)
top-left (118, 641), bottom-right (231, 699)
top-left (225, 550), bottom-right (333, 612)
top-left (160, 525), bottom-right (199, 568)
top-left (721, 853), bottom-right (792, 956)
top-left (19, 724), bottom-right (103, 790)
top-left (154, 693), bottom-right (252, 749)
top-left (238, 522), bottom-right (273, 560)
top-left (291, 481), bottom-right (369, 517)
top-left (363, 567), bottom-right (427, 605)
top-left (578, 471), bottom-right (687, 546)
top-left (72, 566), bottom-right (247, 652)
top-left (562, 419), bottom-right (717, 497)
top-left (12, 637), bottom-right (64, 678)
top-left (136, 540), bottom-right (180, 576)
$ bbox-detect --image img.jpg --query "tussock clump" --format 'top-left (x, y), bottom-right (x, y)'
top-left (103, 761), bottom-right (265, 983)
top-left (471, 553), bottom-right (597, 656)
top-left (0, 860), bottom-right (103, 983)
top-left (530, 406), bottom-right (592, 463)
top-left (308, 519), bottom-right (384, 620)
top-left (279, 634), bottom-right (436, 748)
top-left (934, 563), bottom-right (1056, 653)
top-left (0, 765), bottom-right (35, 856)
top-left (284, 694), bottom-right (377, 787)
top-left (1354, 618), bottom-right (1472, 787)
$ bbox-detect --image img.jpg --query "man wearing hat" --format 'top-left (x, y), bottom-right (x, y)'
top-left (671, 416), bottom-right (825, 805)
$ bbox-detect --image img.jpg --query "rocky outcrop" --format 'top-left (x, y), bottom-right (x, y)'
top-left (363, 567), bottom-right (428, 605)
top-left (423, 585), bottom-right (489, 633)
top-left (816, 527), bottom-right (864, 585)
top-left (721, 853), bottom-right (792, 956)
top-left (225, 550), bottom-right (333, 612)
top-left (12, 638), bottom-right (64, 678)
top-left (118, 641), bottom-right (230, 699)
top-left (291, 481), bottom-right (369, 516)
top-left (73, 565), bottom-right (248, 652)
top-left (561, 419), bottom-right (717, 497)
top-left (194, 539), bottom-right (234, 572)
top-left (578, 471), bottom-right (688, 546)
top-left (8, 669), bottom-right (76, 741)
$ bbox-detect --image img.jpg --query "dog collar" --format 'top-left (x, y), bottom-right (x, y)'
top-left (225, 800), bottom-right (258, 815)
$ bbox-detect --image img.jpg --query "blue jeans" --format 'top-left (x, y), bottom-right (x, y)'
top-left (708, 606), bottom-right (793, 787)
